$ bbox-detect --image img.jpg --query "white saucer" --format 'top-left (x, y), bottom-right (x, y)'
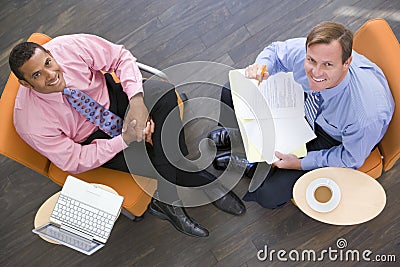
top-left (306, 177), bottom-right (341, 213)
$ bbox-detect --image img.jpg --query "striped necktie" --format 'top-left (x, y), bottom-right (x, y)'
top-left (63, 87), bottom-right (123, 137)
top-left (304, 92), bottom-right (323, 130)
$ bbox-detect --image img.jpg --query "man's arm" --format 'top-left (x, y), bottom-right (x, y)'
top-left (69, 34), bottom-right (144, 99)
top-left (245, 38), bottom-right (306, 83)
top-left (91, 36), bottom-right (150, 142)
top-left (19, 132), bottom-right (127, 174)
top-left (72, 34), bottom-right (149, 142)
top-left (254, 38), bottom-right (306, 76)
top-left (123, 93), bottom-right (150, 142)
top-left (17, 112), bottom-right (153, 174)
top-left (301, 121), bottom-right (384, 170)
top-left (273, 120), bottom-right (382, 170)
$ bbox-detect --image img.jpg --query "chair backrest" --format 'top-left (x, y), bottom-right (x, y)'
top-left (0, 33), bottom-right (52, 176)
top-left (353, 18), bottom-right (400, 171)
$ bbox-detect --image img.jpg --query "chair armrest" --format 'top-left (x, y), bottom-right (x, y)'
top-left (137, 62), bottom-right (169, 81)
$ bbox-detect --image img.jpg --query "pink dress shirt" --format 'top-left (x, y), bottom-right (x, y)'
top-left (14, 34), bottom-right (143, 174)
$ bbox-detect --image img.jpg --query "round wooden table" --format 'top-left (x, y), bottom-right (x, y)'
top-left (34, 184), bottom-right (119, 244)
top-left (293, 167), bottom-right (386, 225)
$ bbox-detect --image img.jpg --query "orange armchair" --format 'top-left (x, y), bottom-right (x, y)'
top-left (355, 18), bottom-right (400, 178)
top-left (0, 33), bottom-right (165, 219)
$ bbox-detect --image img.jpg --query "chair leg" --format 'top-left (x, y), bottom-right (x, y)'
top-left (179, 92), bottom-right (188, 102)
top-left (121, 208), bottom-right (144, 222)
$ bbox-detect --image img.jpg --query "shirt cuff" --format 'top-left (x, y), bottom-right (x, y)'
top-left (300, 154), bottom-right (318, 170)
top-left (107, 134), bottom-right (129, 153)
top-left (254, 59), bottom-right (274, 76)
top-left (125, 85), bottom-right (144, 100)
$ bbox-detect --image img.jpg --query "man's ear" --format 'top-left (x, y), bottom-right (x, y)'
top-left (344, 55), bottom-right (352, 67)
top-left (19, 79), bottom-right (33, 89)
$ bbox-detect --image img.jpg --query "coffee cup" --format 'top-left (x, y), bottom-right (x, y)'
top-left (306, 178), bottom-right (341, 213)
top-left (314, 185), bottom-right (333, 203)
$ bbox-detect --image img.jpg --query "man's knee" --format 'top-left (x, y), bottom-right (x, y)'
top-left (143, 80), bottom-right (178, 113)
top-left (250, 170), bottom-right (301, 209)
top-left (143, 80), bottom-right (175, 100)
top-left (253, 187), bottom-right (290, 209)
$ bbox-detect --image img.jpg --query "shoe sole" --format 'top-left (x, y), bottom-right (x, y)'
top-left (148, 204), bottom-right (209, 238)
top-left (148, 204), bottom-right (170, 221)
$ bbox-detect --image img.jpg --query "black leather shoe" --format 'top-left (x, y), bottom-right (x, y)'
top-left (207, 128), bottom-right (232, 149)
top-left (212, 190), bottom-right (246, 216)
top-left (148, 198), bottom-right (209, 238)
top-left (213, 151), bottom-right (257, 178)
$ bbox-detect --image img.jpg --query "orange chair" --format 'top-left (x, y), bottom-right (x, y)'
top-left (354, 18), bottom-right (400, 178)
top-left (0, 33), bottom-right (185, 219)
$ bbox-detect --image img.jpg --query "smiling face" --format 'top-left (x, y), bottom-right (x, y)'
top-left (304, 40), bottom-right (352, 92)
top-left (18, 48), bottom-right (66, 94)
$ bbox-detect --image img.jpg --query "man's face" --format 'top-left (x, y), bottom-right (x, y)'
top-left (18, 48), bottom-right (66, 94)
top-left (304, 40), bottom-right (352, 92)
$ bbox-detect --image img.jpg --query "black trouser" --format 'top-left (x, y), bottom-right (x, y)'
top-left (218, 85), bottom-right (341, 208)
top-left (219, 82), bottom-right (239, 128)
top-left (82, 74), bottom-right (216, 202)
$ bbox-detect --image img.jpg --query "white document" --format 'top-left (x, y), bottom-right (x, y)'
top-left (229, 69), bottom-right (316, 163)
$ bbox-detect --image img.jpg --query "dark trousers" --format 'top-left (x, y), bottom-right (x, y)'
top-left (219, 86), bottom-right (341, 209)
top-left (82, 74), bottom-right (216, 202)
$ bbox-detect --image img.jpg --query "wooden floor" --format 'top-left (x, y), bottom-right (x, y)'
top-left (1, 0), bottom-right (400, 266)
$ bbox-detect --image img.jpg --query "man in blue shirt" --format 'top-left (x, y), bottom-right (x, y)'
top-left (209, 21), bottom-right (394, 209)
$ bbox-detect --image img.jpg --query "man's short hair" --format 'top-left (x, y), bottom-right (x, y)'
top-left (306, 21), bottom-right (353, 64)
top-left (9, 42), bottom-right (47, 81)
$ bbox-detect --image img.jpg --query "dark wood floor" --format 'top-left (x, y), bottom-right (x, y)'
top-left (1, 0), bottom-right (400, 266)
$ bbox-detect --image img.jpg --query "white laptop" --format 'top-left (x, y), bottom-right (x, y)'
top-left (32, 175), bottom-right (124, 255)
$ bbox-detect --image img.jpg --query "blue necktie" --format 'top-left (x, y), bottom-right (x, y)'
top-left (63, 87), bottom-right (123, 137)
top-left (304, 92), bottom-right (323, 130)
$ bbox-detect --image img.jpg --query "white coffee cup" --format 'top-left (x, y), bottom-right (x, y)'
top-left (306, 178), bottom-right (341, 213)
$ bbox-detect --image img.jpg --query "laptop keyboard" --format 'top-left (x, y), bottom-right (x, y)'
top-left (51, 194), bottom-right (116, 240)
top-left (46, 226), bottom-right (94, 251)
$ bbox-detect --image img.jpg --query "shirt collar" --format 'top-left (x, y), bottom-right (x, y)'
top-left (320, 71), bottom-right (350, 101)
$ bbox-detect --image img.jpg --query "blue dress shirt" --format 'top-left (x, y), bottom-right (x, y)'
top-left (255, 38), bottom-right (394, 170)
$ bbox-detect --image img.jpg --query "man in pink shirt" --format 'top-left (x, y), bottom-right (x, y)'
top-left (9, 34), bottom-right (245, 238)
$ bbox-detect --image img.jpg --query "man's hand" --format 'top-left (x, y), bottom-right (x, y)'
top-left (123, 93), bottom-right (149, 142)
top-left (245, 64), bottom-right (269, 83)
top-left (144, 118), bottom-right (155, 145)
top-left (122, 118), bottom-right (155, 145)
top-left (272, 151), bottom-right (302, 170)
